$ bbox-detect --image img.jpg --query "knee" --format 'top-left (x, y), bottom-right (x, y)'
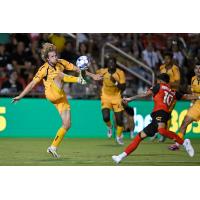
top-left (103, 113), bottom-right (110, 122)
top-left (62, 121), bottom-right (71, 130)
top-left (158, 127), bottom-right (165, 134)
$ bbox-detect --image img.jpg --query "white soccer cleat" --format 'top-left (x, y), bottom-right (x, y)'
top-left (116, 136), bottom-right (124, 145)
top-left (183, 139), bottom-right (194, 157)
top-left (47, 146), bottom-right (60, 158)
top-left (112, 155), bottom-right (122, 164)
top-left (107, 127), bottom-right (113, 138)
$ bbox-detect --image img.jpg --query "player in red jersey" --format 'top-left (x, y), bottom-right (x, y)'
top-left (112, 73), bottom-right (199, 164)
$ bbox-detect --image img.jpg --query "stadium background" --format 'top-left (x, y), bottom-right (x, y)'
top-left (0, 33), bottom-right (200, 138)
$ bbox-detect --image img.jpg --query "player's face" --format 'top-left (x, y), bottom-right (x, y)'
top-left (194, 65), bottom-right (200, 77)
top-left (47, 51), bottom-right (58, 66)
top-left (107, 59), bottom-right (116, 72)
top-left (164, 56), bottom-right (172, 65)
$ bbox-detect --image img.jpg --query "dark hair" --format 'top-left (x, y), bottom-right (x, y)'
top-left (105, 56), bottom-right (116, 66)
top-left (157, 73), bottom-right (170, 83)
top-left (163, 51), bottom-right (173, 59)
top-left (195, 61), bottom-right (200, 66)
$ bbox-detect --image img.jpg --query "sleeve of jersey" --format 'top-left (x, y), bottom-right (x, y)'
top-left (191, 78), bottom-right (195, 92)
top-left (159, 65), bottom-right (164, 73)
top-left (119, 71), bottom-right (126, 84)
top-left (173, 66), bottom-right (180, 81)
top-left (61, 59), bottom-right (76, 71)
top-left (33, 66), bottom-right (46, 84)
top-left (150, 84), bottom-right (160, 95)
top-left (96, 69), bottom-right (103, 75)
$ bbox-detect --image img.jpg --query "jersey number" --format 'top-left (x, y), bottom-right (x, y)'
top-left (163, 91), bottom-right (174, 106)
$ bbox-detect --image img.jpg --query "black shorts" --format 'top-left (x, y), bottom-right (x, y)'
top-left (143, 110), bottom-right (170, 137)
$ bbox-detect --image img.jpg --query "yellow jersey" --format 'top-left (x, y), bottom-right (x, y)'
top-left (191, 76), bottom-right (200, 94)
top-left (96, 68), bottom-right (125, 97)
top-left (160, 64), bottom-right (180, 90)
top-left (33, 59), bottom-right (75, 92)
top-left (187, 76), bottom-right (200, 121)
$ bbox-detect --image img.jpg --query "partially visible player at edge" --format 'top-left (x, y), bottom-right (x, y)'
top-left (169, 62), bottom-right (200, 150)
top-left (12, 43), bottom-right (102, 158)
top-left (112, 73), bottom-right (199, 164)
top-left (96, 57), bottom-right (126, 145)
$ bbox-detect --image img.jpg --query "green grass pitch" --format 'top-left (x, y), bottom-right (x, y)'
top-left (0, 138), bottom-right (200, 166)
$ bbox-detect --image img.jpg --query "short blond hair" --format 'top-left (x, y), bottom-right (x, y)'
top-left (41, 43), bottom-right (57, 62)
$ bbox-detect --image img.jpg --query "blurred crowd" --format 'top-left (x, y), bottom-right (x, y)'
top-left (0, 33), bottom-right (200, 98)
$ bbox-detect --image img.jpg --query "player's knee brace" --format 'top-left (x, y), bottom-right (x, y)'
top-left (102, 109), bottom-right (110, 122)
top-left (103, 114), bottom-right (110, 122)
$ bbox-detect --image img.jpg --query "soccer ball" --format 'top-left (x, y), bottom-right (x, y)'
top-left (76, 56), bottom-right (90, 70)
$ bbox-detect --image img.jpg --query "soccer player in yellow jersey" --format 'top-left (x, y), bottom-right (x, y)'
top-left (160, 52), bottom-right (180, 90)
top-left (169, 63), bottom-right (200, 150)
top-left (155, 52), bottom-right (181, 142)
top-left (12, 43), bottom-right (101, 157)
top-left (96, 57), bottom-right (126, 145)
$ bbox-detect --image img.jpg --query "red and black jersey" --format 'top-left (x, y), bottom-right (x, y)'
top-left (149, 83), bottom-right (182, 113)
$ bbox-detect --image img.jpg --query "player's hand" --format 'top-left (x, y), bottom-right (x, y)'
top-left (123, 97), bottom-right (131, 103)
top-left (92, 74), bottom-right (103, 81)
top-left (11, 96), bottom-right (21, 104)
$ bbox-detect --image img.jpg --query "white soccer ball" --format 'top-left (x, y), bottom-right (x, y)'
top-left (76, 56), bottom-right (90, 70)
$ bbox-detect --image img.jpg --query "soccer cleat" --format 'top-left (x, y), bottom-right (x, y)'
top-left (168, 143), bottom-right (180, 151)
top-left (47, 147), bottom-right (60, 158)
top-left (183, 139), bottom-right (194, 157)
top-left (116, 136), bottom-right (124, 145)
top-left (107, 127), bottom-right (112, 138)
top-left (112, 155), bottom-right (122, 164)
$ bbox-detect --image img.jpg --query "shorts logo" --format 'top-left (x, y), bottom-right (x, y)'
top-left (156, 116), bottom-right (162, 121)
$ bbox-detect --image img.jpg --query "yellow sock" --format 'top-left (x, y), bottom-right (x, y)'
top-left (51, 127), bottom-right (67, 148)
top-left (116, 126), bottom-right (123, 137)
top-left (177, 132), bottom-right (184, 139)
top-left (106, 121), bottom-right (112, 128)
top-left (63, 75), bottom-right (78, 83)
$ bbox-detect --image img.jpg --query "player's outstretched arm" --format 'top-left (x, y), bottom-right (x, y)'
top-left (123, 90), bottom-right (153, 103)
top-left (181, 94), bottom-right (200, 101)
top-left (85, 70), bottom-right (103, 81)
top-left (12, 80), bottom-right (37, 103)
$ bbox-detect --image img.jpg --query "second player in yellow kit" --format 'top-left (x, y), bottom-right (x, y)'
top-left (97, 57), bottom-right (126, 145)
top-left (169, 63), bottom-right (200, 150)
top-left (160, 52), bottom-right (180, 91)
